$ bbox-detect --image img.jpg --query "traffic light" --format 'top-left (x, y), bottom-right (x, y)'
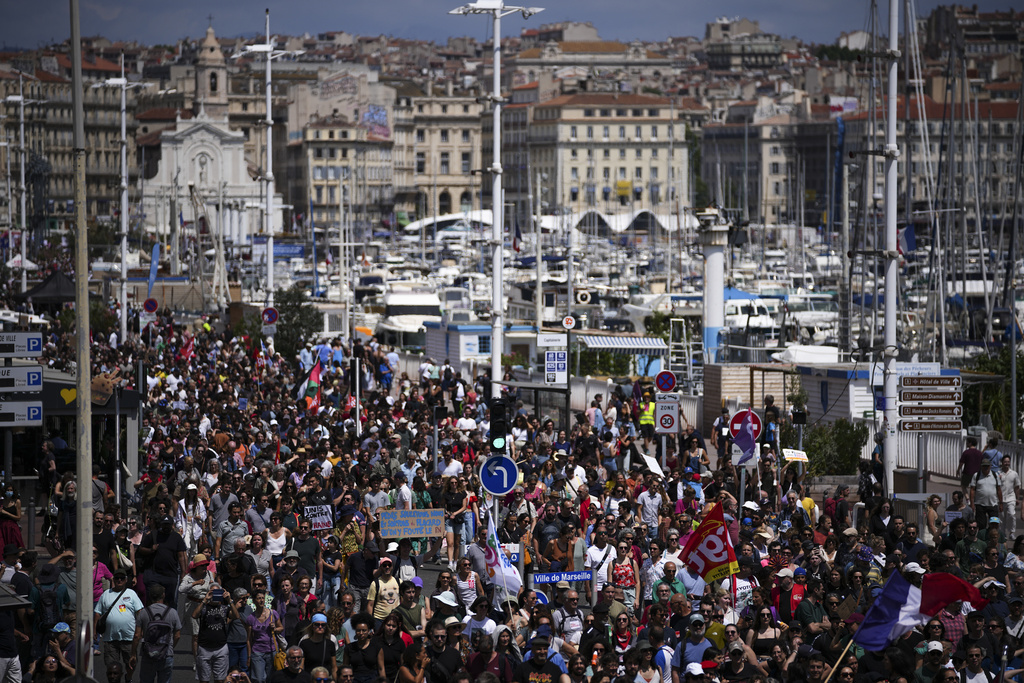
top-left (489, 398), bottom-right (508, 455)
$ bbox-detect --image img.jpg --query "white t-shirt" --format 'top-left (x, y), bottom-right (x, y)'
top-left (462, 615), bottom-right (497, 636)
top-left (395, 484), bottom-right (412, 511)
top-left (637, 490), bottom-right (663, 528)
top-left (455, 417), bottom-right (477, 432)
top-left (441, 460), bottom-right (464, 477)
top-left (584, 543), bottom-right (616, 593)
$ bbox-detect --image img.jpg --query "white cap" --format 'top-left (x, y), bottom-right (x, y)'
top-left (927, 641), bottom-right (944, 653)
top-left (685, 663), bottom-right (705, 676)
top-left (386, 542), bottom-right (399, 553)
top-left (904, 562), bottom-right (926, 575)
top-left (742, 501), bottom-right (760, 511)
top-left (776, 568), bottom-right (794, 579)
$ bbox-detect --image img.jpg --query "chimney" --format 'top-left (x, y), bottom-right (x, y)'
top-left (446, 80), bottom-right (454, 97)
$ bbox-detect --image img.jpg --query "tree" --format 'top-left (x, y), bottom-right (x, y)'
top-left (964, 344), bottom-right (1022, 437)
top-left (686, 125), bottom-right (710, 208)
top-left (263, 285), bottom-right (321, 362)
top-left (801, 418), bottom-right (869, 476)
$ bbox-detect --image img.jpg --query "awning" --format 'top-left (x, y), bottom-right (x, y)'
top-left (577, 335), bottom-right (668, 356)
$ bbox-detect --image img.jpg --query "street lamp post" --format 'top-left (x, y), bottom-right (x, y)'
top-left (96, 55), bottom-right (151, 344)
top-left (449, 0), bottom-right (543, 399)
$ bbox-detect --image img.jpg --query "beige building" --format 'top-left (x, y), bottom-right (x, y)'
top-left (527, 93), bottom-right (689, 215)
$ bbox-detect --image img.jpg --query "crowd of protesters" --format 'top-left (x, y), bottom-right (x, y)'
top-left (0, 299), bottom-right (1021, 683)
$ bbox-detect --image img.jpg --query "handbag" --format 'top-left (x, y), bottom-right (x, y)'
top-left (115, 544), bottom-right (133, 569)
top-left (272, 616), bottom-right (288, 671)
top-left (96, 587), bottom-right (128, 634)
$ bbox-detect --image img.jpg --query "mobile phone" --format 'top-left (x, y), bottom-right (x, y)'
top-left (211, 589), bottom-right (224, 602)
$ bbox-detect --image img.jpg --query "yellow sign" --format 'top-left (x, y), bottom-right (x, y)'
top-left (616, 180), bottom-right (633, 197)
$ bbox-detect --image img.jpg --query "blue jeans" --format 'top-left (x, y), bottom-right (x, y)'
top-left (250, 651), bottom-right (274, 683)
top-left (321, 575), bottom-right (341, 610)
top-left (228, 642), bottom-right (249, 673)
top-left (138, 654), bottom-right (174, 683)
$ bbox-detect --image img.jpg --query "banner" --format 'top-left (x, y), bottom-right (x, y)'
top-left (484, 514), bottom-right (522, 595)
top-left (304, 505), bottom-right (334, 531)
top-left (679, 503), bottom-right (738, 582)
top-left (379, 509), bottom-right (444, 538)
top-left (147, 243), bottom-right (160, 298)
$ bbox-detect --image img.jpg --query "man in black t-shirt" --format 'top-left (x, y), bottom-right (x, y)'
top-left (93, 510), bottom-right (116, 572)
top-left (269, 646), bottom-right (312, 683)
top-left (192, 584), bottom-right (239, 683)
top-left (513, 637), bottom-right (565, 683)
top-left (137, 515), bottom-right (187, 605)
top-left (425, 622), bottom-right (462, 683)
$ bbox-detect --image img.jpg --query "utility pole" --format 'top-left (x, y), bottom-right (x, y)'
top-left (70, 0), bottom-right (95, 673)
top-left (449, 0), bottom-right (544, 399)
top-left (882, 0), bottom-right (900, 497)
top-left (533, 170), bottom-right (543, 330)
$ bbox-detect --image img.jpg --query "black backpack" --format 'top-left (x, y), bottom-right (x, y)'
top-left (37, 586), bottom-right (62, 632)
top-left (142, 605), bottom-right (175, 660)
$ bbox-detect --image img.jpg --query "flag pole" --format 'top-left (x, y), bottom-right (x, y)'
top-left (820, 639), bottom-right (855, 683)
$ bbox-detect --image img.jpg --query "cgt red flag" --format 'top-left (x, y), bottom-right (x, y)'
top-left (680, 503), bottom-right (739, 582)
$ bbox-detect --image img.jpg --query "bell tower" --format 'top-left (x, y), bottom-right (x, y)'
top-left (194, 25), bottom-right (228, 119)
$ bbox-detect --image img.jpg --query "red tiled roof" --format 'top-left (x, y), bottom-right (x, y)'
top-left (537, 93), bottom-right (672, 107)
top-left (55, 53), bottom-right (120, 72)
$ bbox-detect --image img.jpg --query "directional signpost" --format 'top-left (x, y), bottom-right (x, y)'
top-left (0, 333), bottom-right (42, 358)
top-left (0, 367), bottom-right (43, 392)
top-left (898, 374), bottom-right (963, 432)
top-left (480, 454), bottom-right (518, 496)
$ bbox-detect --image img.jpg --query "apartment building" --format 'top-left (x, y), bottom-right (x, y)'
top-left (526, 93), bottom-right (689, 215)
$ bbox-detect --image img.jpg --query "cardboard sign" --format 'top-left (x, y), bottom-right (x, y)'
top-left (782, 448), bottom-right (809, 462)
top-left (379, 509), bottom-right (445, 538)
top-left (304, 505), bottom-right (334, 531)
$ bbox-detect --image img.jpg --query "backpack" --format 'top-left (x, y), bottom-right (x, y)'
top-left (37, 586), bottom-right (62, 632)
top-left (142, 605), bottom-right (175, 660)
top-left (823, 495), bottom-right (838, 525)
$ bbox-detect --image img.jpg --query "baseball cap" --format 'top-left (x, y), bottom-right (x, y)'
top-left (386, 542), bottom-right (399, 553)
top-left (556, 581), bottom-right (571, 589)
top-left (990, 516), bottom-right (1001, 525)
top-left (927, 641), bottom-right (944, 653)
top-left (742, 501), bottom-right (760, 511)
top-left (904, 562), bottom-right (926, 575)
top-left (690, 613), bottom-right (706, 625)
top-left (777, 568), bottom-right (794, 579)
top-left (285, 550), bottom-right (300, 559)
top-left (729, 641), bottom-right (745, 653)
top-left (2, 544), bottom-right (19, 557)
top-left (843, 528), bottom-right (859, 537)
top-left (411, 577), bottom-right (423, 588)
top-left (530, 636), bottom-right (550, 648)
top-left (686, 663), bottom-right (705, 676)
top-left (51, 623), bottom-right (71, 634)
top-left (794, 568), bottom-right (807, 577)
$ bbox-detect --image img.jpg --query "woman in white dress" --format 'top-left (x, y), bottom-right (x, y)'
top-left (175, 480), bottom-right (207, 558)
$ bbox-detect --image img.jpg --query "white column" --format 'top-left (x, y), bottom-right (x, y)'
top-left (240, 207), bottom-right (249, 243)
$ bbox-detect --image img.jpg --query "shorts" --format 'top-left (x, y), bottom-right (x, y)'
top-left (640, 424), bottom-right (655, 440)
top-left (197, 644), bottom-right (229, 683)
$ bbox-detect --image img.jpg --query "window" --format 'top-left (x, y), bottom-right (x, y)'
top-left (463, 105), bottom-right (469, 113)
top-left (313, 166), bottom-right (323, 180)
top-left (617, 109), bottom-right (627, 117)
top-left (441, 105), bottom-right (448, 114)
top-left (651, 167), bottom-right (658, 179)
top-left (315, 186), bottom-right (323, 203)
top-left (587, 148), bottom-right (594, 159)
top-left (603, 168), bottom-right (610, 179)
top-left (328, 186), bottom-right (336, 203)
top-left (619, 126), bottom-right (626, 139)
top-left (440, 152), bottom-right (449, 174)
top-left (570, 125), bottom-right (577, 139)
top-left (461, 152), bottom-right (471, 174)
top-left (773, 181), bottom-right (781, 196)
top-left (571, 167), bottom-right (579, 180)
top-left (771, 145), bottom-right (779, 156)
top-left (587, 126), bottom-right (594, 139)
top-left (601, 109), bottom-right (611, 117)
top-left (602, 126), bottom-right (610, 139)
top-left (635, 126), bottom-right (642, 139)
top-left (632, 109), bottom-right (642, 116)
top-left (441, 130), bottom-right (449, 143)
top-left (651, 148), bottom-right (658, 158)
top-left (619, 149), bottom-right (626, 159)
top-left (648, 109), bottom-right (659, 117)
top-left (314, 148), bottom-right (324, 158)
top-left (571, 149), bottom-right (578, 159)
top-left (771, 162), bottom-right (780, 174)
top-left (603, 149), bottom-right (610, 159)
top-left (478, 335), bottom-right (491, 353)
top-left (416, 152), bottom-right (425, 174)
top-left (417, 105), bottom-right (424, 113)
top-left (635, 148), bottom-right (642, 159)
top-left (618, 167), bottom-right (626, 179)
top-left (635, 167), bottom-right (643, 179)
top-left (584, 109), bottom-right (594, 117)
top-left (462, 130), bottom-right (470, 143)
top-left (416, 129), bottom-right (425, 143)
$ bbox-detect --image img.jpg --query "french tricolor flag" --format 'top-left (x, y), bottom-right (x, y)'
top-left (853, 571), bottom-right (988, 651)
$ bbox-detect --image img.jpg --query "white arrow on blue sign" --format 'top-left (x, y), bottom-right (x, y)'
top-left (480, 455), bottom-right (518, 496)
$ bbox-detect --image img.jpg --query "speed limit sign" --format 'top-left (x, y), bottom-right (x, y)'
top-left (655, 394), bottom-right (679, 434)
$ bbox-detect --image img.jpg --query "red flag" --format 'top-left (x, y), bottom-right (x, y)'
top-left (679, 503), bottom-right (738, 582)
top-left (275, 436), bottom-right (280, 465)
top-left (920, 573), bottom-right (989, 616)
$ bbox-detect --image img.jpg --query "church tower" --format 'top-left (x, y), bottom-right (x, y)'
top-left (194, 25), bottom-right (228, 119)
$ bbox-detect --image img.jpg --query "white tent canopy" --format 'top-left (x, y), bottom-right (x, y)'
top-left (403, 208), bottom-right (700, 235)
top-left (6, 254), bottom-right (39, 271)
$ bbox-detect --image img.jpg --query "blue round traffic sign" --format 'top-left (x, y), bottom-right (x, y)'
top-left (262, 307), bottom-right (279, 325)
top-left (534, 591), bottom-right (548, 605)
top-left (480, 455), bottom-right (518, 496)
top-left (655, 370), bottom-right (676, 393)
top-left (143, 298), bottom-right (158, 313)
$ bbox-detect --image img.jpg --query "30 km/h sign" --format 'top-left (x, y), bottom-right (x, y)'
top-left (655, 393), bottom-right (679, 434)
top-left (729, 409), bottom-right (763, 441)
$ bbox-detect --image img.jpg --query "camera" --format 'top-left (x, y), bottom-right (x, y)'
top-left (211, 588), bottom-right (224, 603)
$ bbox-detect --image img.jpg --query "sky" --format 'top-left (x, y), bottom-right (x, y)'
top-left (0, 0), bottom-right (1015, 51)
